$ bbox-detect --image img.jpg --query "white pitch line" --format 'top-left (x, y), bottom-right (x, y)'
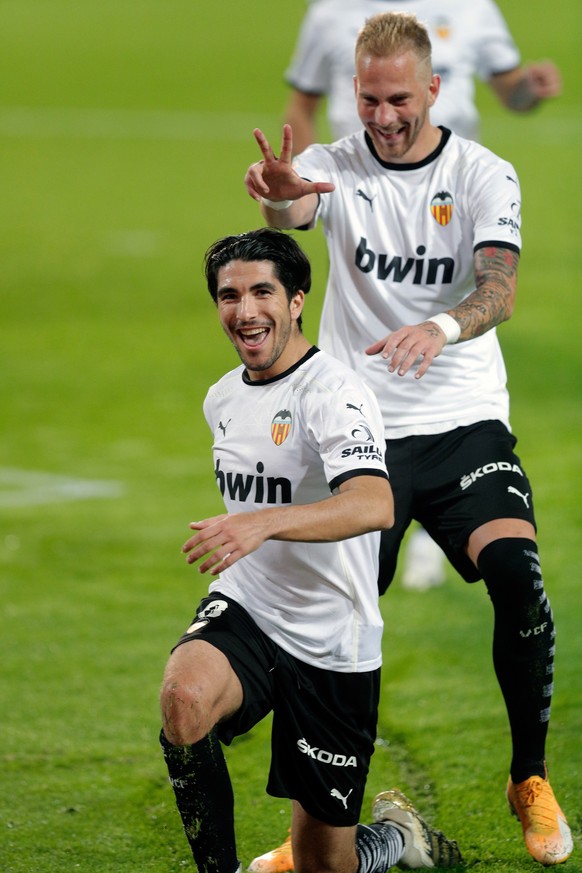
top-left (0, 106), bottom-right (579, 144)
top-left (0, 106), bottom-right (279, 142)
top-left (0, 467), bottom-right (124, 508)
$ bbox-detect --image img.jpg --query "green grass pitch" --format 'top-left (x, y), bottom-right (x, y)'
top-left (0, 1), bottom-right (580, 870)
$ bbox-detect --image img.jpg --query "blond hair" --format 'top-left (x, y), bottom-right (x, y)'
top-left (356, 12), bottom-right (432, 74)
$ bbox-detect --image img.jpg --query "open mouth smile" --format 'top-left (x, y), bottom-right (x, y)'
top-left (237, 325), bottom-right (271, 348)
top-left (375, 124), bottom-right (406, 142)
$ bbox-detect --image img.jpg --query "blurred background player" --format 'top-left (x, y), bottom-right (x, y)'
top-left (282, 0), bottom-right (561, 592)
top-left (285, 0), bottom-right (561, 151)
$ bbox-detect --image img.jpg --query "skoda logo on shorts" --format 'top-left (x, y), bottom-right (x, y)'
top-left (297, 737), bottom-right (357, 767)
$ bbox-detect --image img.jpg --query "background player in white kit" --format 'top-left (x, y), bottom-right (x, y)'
top-left (244, 12), bottom-right (572, 870)
top-left (284, 0), bottom-right (561, 592)
top-left (285, 0), bottom-right (561, 151)
top-left (159, 228), bottom-right (463, 872)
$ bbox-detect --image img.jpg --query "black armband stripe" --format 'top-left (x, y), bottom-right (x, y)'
top-left (329, 468), bottom-right (389, 493)
top-left (474, 240), bottom-right (520, 255)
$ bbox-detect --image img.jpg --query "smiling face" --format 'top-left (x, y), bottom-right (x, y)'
top-left (355, 50), bottom-right (440, 163)
top-left (216, 259), bottom-right (308, 380)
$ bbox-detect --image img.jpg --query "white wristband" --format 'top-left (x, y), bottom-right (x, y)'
top-left (261, 197), bottom-right (293, 211)
top-left (428, 312), bottom-right (461, 344)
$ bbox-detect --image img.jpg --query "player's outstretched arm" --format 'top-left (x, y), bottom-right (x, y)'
top-left (244, 124), bottom-right (334, 229)
top-left (182, 475), bottom-right (393, 576)
top-left (451, 245), bottom-right (519, 337)
top-left (489, 61), bottom-right (561, 111)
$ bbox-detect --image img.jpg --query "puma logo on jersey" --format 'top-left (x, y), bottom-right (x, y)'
top-left (218, 419), bottom-right (231, 436)
top-left (508, 485), bottom-right (530, 507)
top-left (331, 788), bottom-right (353, 809)
top-left (356, 188), bottom-right (375, 211)
top-left (356, 237), bottom-right (454, 284)
top-left (346, 403), bottom-right (364, 414)
top-left (214, 458), bottom-right (292, 504)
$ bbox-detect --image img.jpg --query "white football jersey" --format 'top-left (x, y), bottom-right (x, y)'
top-left (204, 347), bottom-right (388, 673)
top-left (286, 0), bottom-right (520, 141)
top-left (293, 128), bottom-right (522, 437)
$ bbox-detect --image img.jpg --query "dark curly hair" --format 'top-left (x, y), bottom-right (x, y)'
top-left (204, 228), bottom-right (311, 329)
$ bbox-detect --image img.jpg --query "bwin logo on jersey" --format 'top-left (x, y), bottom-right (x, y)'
top-left (271, 409), bottom-right (292, 446)
top-left (297, 738), bottom-right (357, 767)
top-left (214, 459), bottom-right (292, 504)
top-left (355, 237), bottom-right (454, 284)
top-left (431, 191), bottom-right (454, 226)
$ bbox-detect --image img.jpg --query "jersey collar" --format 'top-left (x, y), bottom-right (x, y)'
top-left (241, 345), bottom-right (320, 386)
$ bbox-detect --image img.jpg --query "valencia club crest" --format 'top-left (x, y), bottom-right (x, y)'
top-left (430, 191), bottom-right (454, 226)
top-left (271, 409), bottom-right (292, 446)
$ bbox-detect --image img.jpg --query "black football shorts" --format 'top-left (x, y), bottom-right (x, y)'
top-left (379, 420), bottom-right (537, 588)
top-left (173, 593), bottom-right (380, 826)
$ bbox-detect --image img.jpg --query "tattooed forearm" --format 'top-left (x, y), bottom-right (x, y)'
top-left (449, 246), bottom-right (519, 341)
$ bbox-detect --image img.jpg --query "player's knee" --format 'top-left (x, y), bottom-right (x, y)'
top-left (160, 674), bottom-right (212, 746)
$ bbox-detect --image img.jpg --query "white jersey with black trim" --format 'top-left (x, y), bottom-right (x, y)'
top-left (285, 0), bottom-right (520, 141)
top-left (293, 128), bottom-right (522, 438)
top-left (204, 347), bottom-right (388, 673)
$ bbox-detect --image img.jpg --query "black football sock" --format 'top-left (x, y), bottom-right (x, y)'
top-left (478, 538), bottom-right (554, 783)
top-left (160, 728), bottom-right (239, 873)
top-left (356, 822), bottom-right (404, 871)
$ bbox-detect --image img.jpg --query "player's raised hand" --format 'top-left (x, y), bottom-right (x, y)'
top-left (365, 321), bottom-right (448, 380)
top-left (244, 124), bottom-right (334, 203)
